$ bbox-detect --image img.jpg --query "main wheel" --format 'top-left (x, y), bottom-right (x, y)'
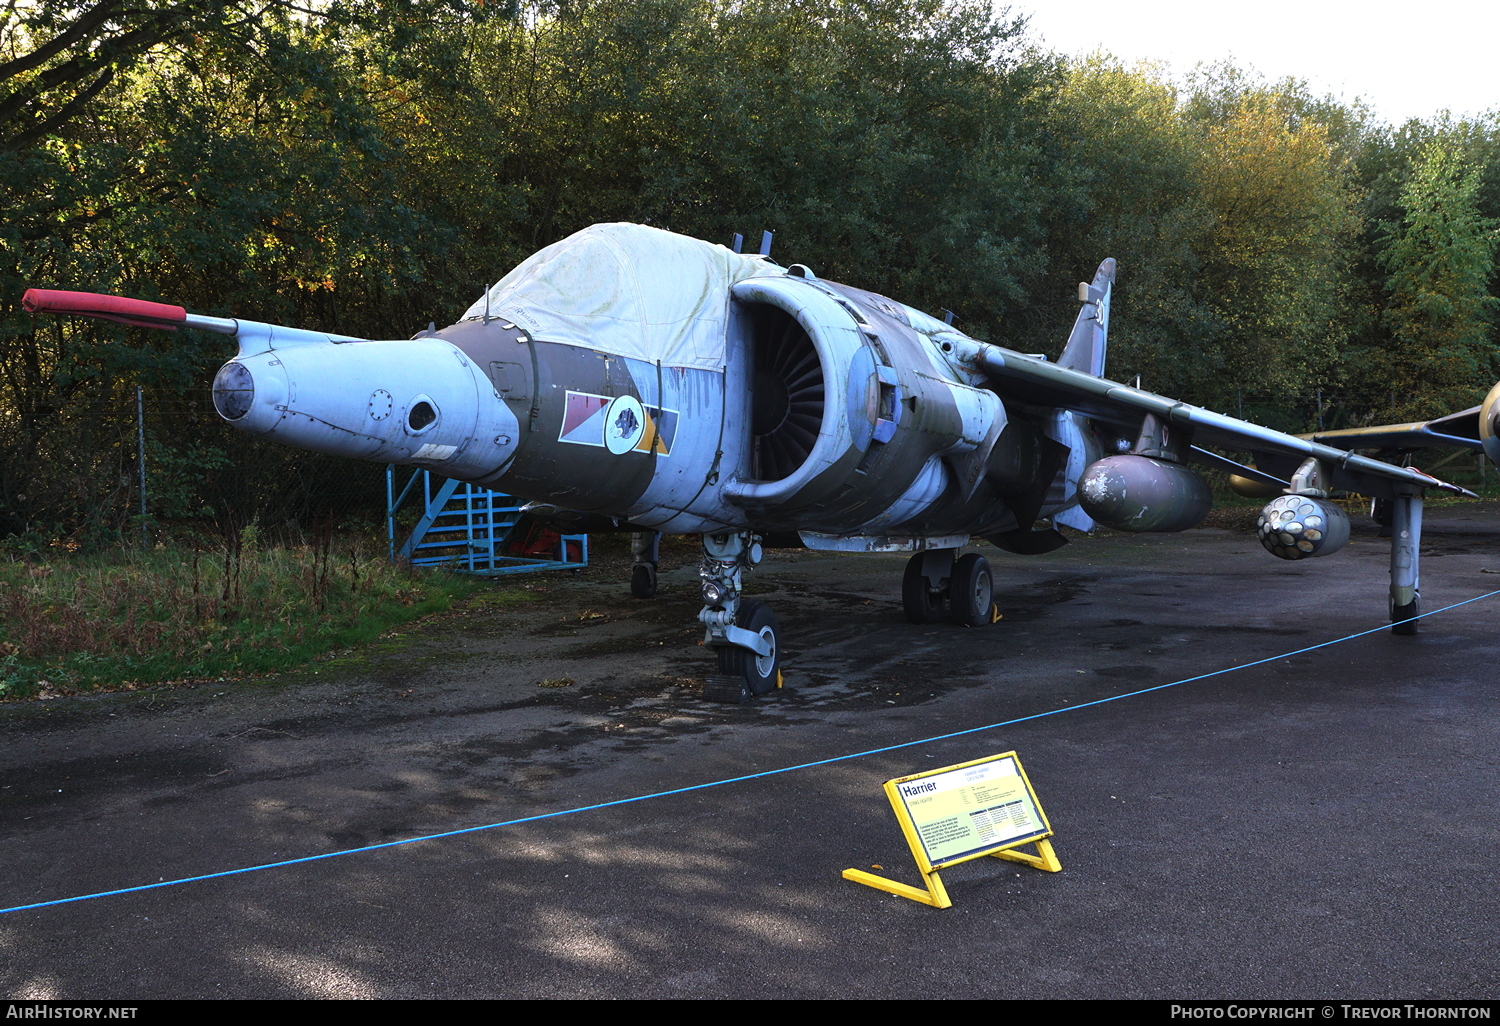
top-left (948, 553), bottom-right (993, 627)
top-left (630, 563), bottom-right (658, 599)
top-left (902, 553), bottom-right (946, 624)
top-left (716, 599), bottom-right (781, 694)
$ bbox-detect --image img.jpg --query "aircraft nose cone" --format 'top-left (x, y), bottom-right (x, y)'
top-left (212, 361), bottom-right (254, 420)
top-left (210, 339), bottom-right (519, 478)
top-left (211, 355), bottom-right (288, 434)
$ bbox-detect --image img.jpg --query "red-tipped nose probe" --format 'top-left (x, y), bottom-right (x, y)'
top-left (21, 289), bottom-right (239, 334)
top-left (21, 289), bottom-right (369, 356)
top-left (23, 287), bottom-right (521, 479)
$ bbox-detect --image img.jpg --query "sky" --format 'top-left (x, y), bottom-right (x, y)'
top-left (1017, 0), bottom-right (1497, 127)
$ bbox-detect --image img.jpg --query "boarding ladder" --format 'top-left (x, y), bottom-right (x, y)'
top-left (386, 466), bottom-right (587, 576)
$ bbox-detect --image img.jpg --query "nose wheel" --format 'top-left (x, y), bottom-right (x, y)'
top-left (699, 531), bottom-right (782, 703)
top-left (704, 599), bottom-right (783, 703)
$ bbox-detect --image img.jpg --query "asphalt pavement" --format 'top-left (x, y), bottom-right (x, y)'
top-left (2, 504), bottom-right (1497, 999)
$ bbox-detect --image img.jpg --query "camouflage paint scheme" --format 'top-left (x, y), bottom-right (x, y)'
top-left (21, 223), bottom-right (1486, 696)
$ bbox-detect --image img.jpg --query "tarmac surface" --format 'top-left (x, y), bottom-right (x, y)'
top-left (2, 504), bottom-right (1498, 1000)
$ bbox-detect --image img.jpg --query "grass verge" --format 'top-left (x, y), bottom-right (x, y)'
top-left (0, 530), bottom-right (505, 700)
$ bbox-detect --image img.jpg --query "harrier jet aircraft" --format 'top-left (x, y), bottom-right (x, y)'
top-left (23, 223), bottom-right (1477, 702)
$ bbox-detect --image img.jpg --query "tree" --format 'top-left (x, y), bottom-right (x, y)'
top-left (0, 2), bottom-right (497, 534)
top-left (1379, 138), bottom-right (1499, 415)
top-left (392, 0), bottom-right (1060, 336)
top-left (1188, 74), bottom-right (1360, 414)
top-left (1043, 56), bottom-right (1215, 394)
top-left (1042, 61), bottom-right (1362, 416)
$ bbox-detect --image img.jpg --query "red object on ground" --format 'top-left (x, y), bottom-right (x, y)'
top-left (508, 520), bottom-right (564, 558)
top-left (21, 289), bottom-right (186, 330)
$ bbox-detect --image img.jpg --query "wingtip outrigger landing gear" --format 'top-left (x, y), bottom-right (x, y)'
top-left (1256, 458), bottom-right (1425, 634)
top-left (902, 548), bottom-right (996, 627)
top-left (699, 531), bottom-right (783, 703)
top-left (1389, 491), bottom-right (1423, 635)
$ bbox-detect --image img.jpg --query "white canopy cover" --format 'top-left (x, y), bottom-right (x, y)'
top-left (461, 223), bottom-right (780, 371)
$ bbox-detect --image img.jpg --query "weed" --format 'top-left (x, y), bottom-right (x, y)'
top-left (0, 531), bottom-right (494, 698)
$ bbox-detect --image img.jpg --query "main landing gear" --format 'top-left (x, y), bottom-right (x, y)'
top-left (903, 548), bottom-right (998, 627)
top-left (699, 531), bottom-right (783, 704)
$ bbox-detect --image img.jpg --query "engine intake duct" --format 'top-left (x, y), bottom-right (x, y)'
top-left (747, 303), bottom-right (824, 482)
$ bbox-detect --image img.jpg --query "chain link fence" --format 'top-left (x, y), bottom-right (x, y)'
top-left (1, 388), bottom-right (388, 547)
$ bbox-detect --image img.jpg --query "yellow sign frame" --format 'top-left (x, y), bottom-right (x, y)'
top-left (842, 751), bottom-right (1061, 908)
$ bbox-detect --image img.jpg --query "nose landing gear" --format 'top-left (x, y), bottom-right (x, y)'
top-left (704, 599), bottom-right (782, 703)
top-left (699, 531), bottom-right (783, 703)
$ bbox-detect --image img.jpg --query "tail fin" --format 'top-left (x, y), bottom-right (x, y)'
top-left (1056, 258), bottom-right (1115, 378)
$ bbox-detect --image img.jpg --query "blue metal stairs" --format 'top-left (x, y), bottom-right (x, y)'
top-left (386, 466), bottom-right (587, 576)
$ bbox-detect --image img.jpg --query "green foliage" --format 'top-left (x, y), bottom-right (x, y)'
top-left (1377, 139), bottom-right (1500, 415)
top-left (0, 2), bottom-right (490, 533)
top-left (389, 0), bottom-right (1058, 334)
top-left (1337, 114), bottom-right (1500, 423)
top-left (1044, 60), bottom-right (1361, 413)
top-left (1045, 57), bottom-right (1215, 389)
top-left (2, 1), bottom-right (1499, 539)
top-left (1190, 80), bottom-right (1359, 405)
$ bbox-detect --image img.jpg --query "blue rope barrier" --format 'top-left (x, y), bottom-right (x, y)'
top-left (5, 588), bottom-right (1496, 916)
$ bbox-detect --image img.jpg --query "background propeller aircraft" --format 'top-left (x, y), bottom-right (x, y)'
top-left (23, 223), bottom-right (1478, 702)
top-left (1226, 389), bottom-right (1500, 548)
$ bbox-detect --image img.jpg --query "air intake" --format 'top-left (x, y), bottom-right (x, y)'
top-left (748, 304), bottom-right (824, 481)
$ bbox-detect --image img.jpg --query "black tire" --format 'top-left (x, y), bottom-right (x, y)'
top-left (630, 563), bottom-right (658, 599)
top-left (902, 553), bottom-right (946, 624)
top-left (1391, 596), bottom-right (1420, 635)
top-left (716, 599), bottom-right (781, 694)
top-left (948, 553), bottom-right (993, 627)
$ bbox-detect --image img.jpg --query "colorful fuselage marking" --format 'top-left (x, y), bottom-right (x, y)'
top-left (559, 390), bottom-right (679, 456)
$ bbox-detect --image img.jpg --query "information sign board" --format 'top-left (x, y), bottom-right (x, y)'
top-left (890, 752), bottom-right (1048, 869)
top-left (843, 751), bottom-right (1060, 908)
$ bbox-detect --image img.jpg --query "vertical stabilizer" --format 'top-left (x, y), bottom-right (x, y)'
top-left (1057, 258), bottom-right (1115, 378)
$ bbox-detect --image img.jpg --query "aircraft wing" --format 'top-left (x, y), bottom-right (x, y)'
top-left (967, 345), bottom-right (1473, 499)
top-left (1305, 407), bottom-right (1483, 452)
